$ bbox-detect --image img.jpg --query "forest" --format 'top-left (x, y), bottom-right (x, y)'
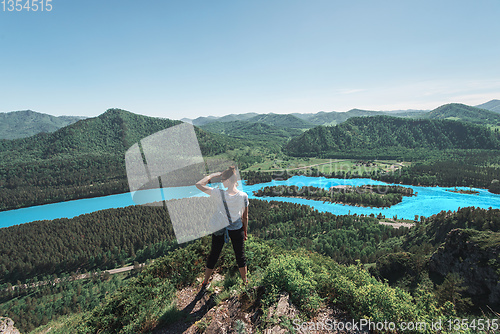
top-left (0, 198), bottom-right (402, 286)
top-left (7, 203), bottom-right (499, 333)
top-left (0, 198), bottom-right (408, 332)
top-left (5, 198), bottom-right (499, 332)
top-left (285, 116), bottom-right (500, 156)
top-left (0, 271), bottom-right (129, 333)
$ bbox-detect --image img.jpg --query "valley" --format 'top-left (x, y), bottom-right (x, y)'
top-left (2, 101), bottom-right (500, 333)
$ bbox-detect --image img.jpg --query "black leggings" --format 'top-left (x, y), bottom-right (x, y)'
top-left (206, 227), bottom-right (246, 269)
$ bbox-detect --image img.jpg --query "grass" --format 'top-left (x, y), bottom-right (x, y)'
top-left (28, 312), bottom-right (87, 334)
top-left (245, 157), bottom-right (333, 171)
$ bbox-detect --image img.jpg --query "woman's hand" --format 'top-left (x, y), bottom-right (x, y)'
top-left (243, 230), bottom-right (248, 241)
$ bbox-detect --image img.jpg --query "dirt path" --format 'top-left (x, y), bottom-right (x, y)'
top-left (6, 263), bottom-right (145, 292)
top-left (154, 273), bottom-right (370, 334)
top-left (379, 221), bottom-right (414, 229)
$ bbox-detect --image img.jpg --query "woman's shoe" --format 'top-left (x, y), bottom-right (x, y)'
top-left (200, 280), bottom-right (210, 290)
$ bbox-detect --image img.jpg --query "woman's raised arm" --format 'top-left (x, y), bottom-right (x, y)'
top-left (195, 172), bottom-right (222, 195)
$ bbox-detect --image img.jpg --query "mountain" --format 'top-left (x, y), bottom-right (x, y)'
top-left (189, 108), bottom-right (429, 128)
top-left (298, 109), bottom-right (386, 126)
top-left (200, 120), bottom-right (303, 142)
top-left (476, 99), bottom-right (500, 113)
top-left (187, 113), bottom-right (260, 126)
top-left (245, 113), bottom-right (314, 129)
top-left (0, 108), bottom-right (235, 162)
top-left (421, 103), bottom-right (500, 126)
top-left (0, 110), bottom-right (86, 140)
top-left (381, 108), bottom-right (430, 114)
top-left (284, 115), bottom-right (500, 157)
top-left (389, 110), bottom-right (429, 118)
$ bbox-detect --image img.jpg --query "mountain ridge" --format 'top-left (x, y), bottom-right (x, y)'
top-left (4, 99), bottom-right (497, 139)
top-left (421, 103), bottom-right (500, 126)
top-left (0, 110), bottom-right (86, 140)
top-left (476, 99), bottom-right (500, 113)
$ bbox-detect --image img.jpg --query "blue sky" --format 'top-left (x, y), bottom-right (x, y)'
top-left (1, 0), bottom-right (499, 119)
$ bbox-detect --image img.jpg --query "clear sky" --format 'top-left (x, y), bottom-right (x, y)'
top-left (1, 0), bottom-right (499, 119)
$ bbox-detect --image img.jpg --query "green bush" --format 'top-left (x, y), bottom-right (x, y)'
top-left (262, 254), bottom-right (324, 315)
top-left (75, 274), bottom-right (177, 334)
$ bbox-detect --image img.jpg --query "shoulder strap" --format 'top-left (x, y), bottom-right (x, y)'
top-left (219, 189), bottom-right (232, 224)
top-left (219, 189), bottom-right (231, 243)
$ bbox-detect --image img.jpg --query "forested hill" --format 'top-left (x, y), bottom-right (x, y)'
top-left (0, 109), bottom-right (237, 211)
top-left (0, 110), bottom-right (85, 140)
top-left (0, 108), bottom-right (231, 163)
top-left (422, 103), bottom-right (500, 126)
top-left (284, 115), bottom-right (500, 157)
top-left (200, 120), bottom-right (302, 142)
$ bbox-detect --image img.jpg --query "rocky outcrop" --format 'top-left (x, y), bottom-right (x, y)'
top-left (0, 317), bottom-right (21, 334)
top-left (428, 228), bottom-right (500, 304)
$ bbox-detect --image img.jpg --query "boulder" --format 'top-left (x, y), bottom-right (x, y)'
top-left (0, 317), bottom-right (21, 334)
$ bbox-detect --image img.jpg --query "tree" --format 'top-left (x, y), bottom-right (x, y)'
top-left (489, 179), bottom-right (500, 194)
top-left (435, 272), bottom-right (473, 313)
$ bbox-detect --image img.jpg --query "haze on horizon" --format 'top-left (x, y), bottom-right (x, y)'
top-left (1, 0), bottom-right (499, 119)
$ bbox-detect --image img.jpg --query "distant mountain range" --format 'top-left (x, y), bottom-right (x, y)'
top-left (0, 110), bottom-right (86, 140)
top-left (200, 120), bottom-right (303, 142)
top-left (183, 99), bottom-right (500, 129)
top-left (421, 103), bottom-right (500, 125)
top-left (476, 99), bottom-right (500, 113)
top-left (182, 108), bottom-right (425, 127)
top-left (2, 99), bottom-right (499, 141)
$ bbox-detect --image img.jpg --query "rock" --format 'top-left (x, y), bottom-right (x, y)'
top-left (0, 317), bottom-right (21, 334)
top-left (429, 228), bottom-right (500, 304)
top-left (267, 292), bottom-right (299, 320)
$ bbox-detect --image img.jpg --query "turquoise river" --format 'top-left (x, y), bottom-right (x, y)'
top-left (2, 176), bottom-right (500, 228)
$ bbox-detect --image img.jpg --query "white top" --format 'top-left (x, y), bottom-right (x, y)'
top-left (211, 188), bottom-right (249, 230)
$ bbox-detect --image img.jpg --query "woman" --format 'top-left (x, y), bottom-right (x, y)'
top-left (195, 166), bottom-right (249, 287)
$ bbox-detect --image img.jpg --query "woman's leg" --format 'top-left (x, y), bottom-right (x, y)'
top-left (203, 268), bottom-right (214, 285)
top-left (204, 234), bottom-right (225, 283)
top-left (238, 266), bottom-right (247, 284)
top-left (228, 228), bottom-right (247, 283)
